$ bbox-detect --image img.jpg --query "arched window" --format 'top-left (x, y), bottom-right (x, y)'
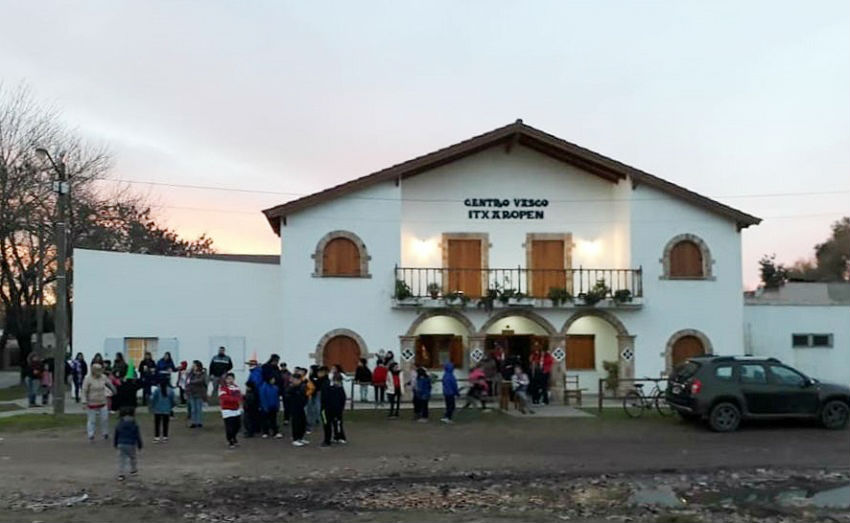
top-left (669, 240), bottom-right (703, 277)
top-left (313, 231), bottom-right (370, 277)
top-left (661, 234), bottom-right (712, 279)
top-left (322, 335), bottom-right (361, 373)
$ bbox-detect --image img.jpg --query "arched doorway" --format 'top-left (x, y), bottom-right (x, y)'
top-left (561, 310), bottom-right (632, 392)
top-left (314, 329), bottom-right (368, 373)
top-left (671, 336), bottom-right (705, 367)
top-left (404, 310), bottom-right (474, 371)
top-left (478, 310), bottom-right (557, 370)
top-left (666, 329), bottom-right (713, 371)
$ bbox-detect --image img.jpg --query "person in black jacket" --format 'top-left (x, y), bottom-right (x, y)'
top-left (285, 372), bottom-right (309, 447)
top-left (208, 346), bottom-right (233, 399)
top-left (242, 380), bottom-right (261, 438)
top-left (354, 359), bottom-right (372, 403)
top-left (320, 373), bottom-right (347, 446)
top-left (138, 352), bottom-right (157, 406)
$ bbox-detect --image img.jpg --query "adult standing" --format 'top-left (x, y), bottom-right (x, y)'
top-left (112, 353), bottom-right (128, 384)
top-left (385, 362), bottom-right (404, 418)
top-left (530, 347), bottom-right (554, 405)
top-left (70, 353), bottom-right (88, 403)
top-left (186, 360), bottom-right (208, 428)
top-left (354, 358), bottom-right (372, 403)
top-left (261, 354), bottom-right (283, 385)
top-left (208, 346), bottom-right (233, 400)
top-left (24, 352), bottom-right (44, 408)
top-left (138, 352), bottom-right (157, 406)
top-left (156, 351), bottom-right (178, 385)
top-left (149, 381), bottom-right (177, 443)
top-left (82, 363), bottom-right (116, 441)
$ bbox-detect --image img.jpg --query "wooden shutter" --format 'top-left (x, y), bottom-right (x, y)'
top-left (669, 241), bottom-right (703, 277)
top-left (323, 335), bottom-right (361, 373)
top-left (450, 336), bottom-right (464, 368)
top-left (531, 240), bottom-right (566, 297)
top-left (446, 239), bottom-right (482, 297)
top-left (566, 335), bottom-right (595, 370)
top-left (671, 335), bottom-right (705, 367)
top-left (323, 237), bottom-right (361, 276)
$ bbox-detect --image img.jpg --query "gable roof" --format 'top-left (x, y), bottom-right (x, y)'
top-left (262, 119), bottom-right (761, 234)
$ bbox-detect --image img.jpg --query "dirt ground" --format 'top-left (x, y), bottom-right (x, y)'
top-left (0, 409), bottom-right (848, 522)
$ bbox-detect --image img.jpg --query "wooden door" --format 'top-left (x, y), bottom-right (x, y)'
top-left (531, 240), bottom-right (566, 297)
top-left (566, 334), bottom-right (595, 370)
top-left (450, 336), bottom-right (464, 368)
top-left (671, 335), bottom-right (704, 367)
top-left (323, 335), bottom-right (361, 373)
top-left (446, 239), bottom-right (482, 297)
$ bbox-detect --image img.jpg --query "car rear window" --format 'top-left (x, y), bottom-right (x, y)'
top-left (671, 361), bottom-right (701, 381)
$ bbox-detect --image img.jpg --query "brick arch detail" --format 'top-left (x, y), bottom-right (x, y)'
top-left (312, 230), bottom-right (371, 277)
top-left (561, 309), bottom-right (630, 337)
top-left (660, 233), bottom-right (713, 279)
top-left (405, 309), bottom-right (475, 337)
top-left (476, 309), bottom-right (558, 336)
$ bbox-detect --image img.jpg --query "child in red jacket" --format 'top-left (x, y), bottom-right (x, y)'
top-left (218, 373), bottom-right (243, 449)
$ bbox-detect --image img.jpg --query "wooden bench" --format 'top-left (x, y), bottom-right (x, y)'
top-left (563, 374), bottom-right (588, 406)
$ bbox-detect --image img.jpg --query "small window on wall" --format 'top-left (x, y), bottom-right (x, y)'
top-left (125, 338), bottom-right (158, 365)
top-left (792, 333), bottom-right (833, 348)
top-left (669, 241), bottom-right (703, 278)
top-left (416, 335), bottom-right (463, 369)
top-left (314, 231), bottom-right (370, 277)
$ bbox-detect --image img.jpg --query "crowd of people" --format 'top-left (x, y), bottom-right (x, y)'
top-left (22, 343), bottom-right (557, 479)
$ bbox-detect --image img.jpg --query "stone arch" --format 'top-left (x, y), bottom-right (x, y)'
top-left (312, 328), bottom-right (370, 369)
top-left (312, 230), bottom-right (371, 277)
top-left (660, 233), bottom-right (713, 279)
top-left (405, 309), bottom-right (475, 337)
top-left (665, 329), bottom-right (714, 371)
top-left (477, 309), bottom-right (557, 336)
top-left (561, 309), bottom-right (629, 337)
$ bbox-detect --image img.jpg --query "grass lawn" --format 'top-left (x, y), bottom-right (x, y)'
top-left (0, 403), bottom-right (23, 412)
top-left (0, 384), bottom-right (25, 401)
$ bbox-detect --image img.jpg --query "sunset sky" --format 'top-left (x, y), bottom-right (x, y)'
top-left (1, 0), bottom-right (847, 289)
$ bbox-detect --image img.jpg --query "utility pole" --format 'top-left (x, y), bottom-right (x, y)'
top-left (36, 148), bottom-right (69, 415)
top-left (36, 225), bottom-right (44, 355)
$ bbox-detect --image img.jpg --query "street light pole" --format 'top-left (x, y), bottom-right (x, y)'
top-left (35, 148), bottom-right (69, 415)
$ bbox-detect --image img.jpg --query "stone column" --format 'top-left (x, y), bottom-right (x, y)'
top-left (617, 335), bottom-right (637, 395)
top-left (547, 334), bottom-right (566, 403)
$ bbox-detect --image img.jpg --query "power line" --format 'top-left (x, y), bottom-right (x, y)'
top-left (101, 177), bottom-right (850, 204)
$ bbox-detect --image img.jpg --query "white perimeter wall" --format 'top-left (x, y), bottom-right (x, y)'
top-left (744, 304), bottom-right (850, 385)
top-left (73, 249), bottom-right (280, 385)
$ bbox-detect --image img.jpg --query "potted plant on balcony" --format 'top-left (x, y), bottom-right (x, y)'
top-left (499, 287), bottom-right (516, 305)
top-left (547, 287), bottom-right (572, 307)
top-left (579, 279), bottom-right (609, 307)
top-left (476, 286), bottom-right (500, 313)
top-left (612, 289), bottom-right (632, 305)
top-left (507, 291), bottom-right (532, 306)
top-left (394, 279), bottom-right (418, 305)
top-left (426, 282), bottom-right (441, 300)
top-left (444, 291), bottom-right (469, 308)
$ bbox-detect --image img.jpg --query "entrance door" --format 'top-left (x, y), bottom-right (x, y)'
top-left (531, 240), bottom-right (566, 297)
top-left (671, 335), bottom-right (705, 367)
top-left (323, 335), bottom-right (361, 373)
top-left (446, 239), bottom-right (482, 297)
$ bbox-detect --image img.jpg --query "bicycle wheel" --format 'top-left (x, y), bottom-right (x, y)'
top-left (654, 390), bottom-right (674, 416)
top-left (623, 391), bottom-right (645, 418)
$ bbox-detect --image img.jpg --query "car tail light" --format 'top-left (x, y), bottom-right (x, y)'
top-left (691, 379), bottom-right (702, 396)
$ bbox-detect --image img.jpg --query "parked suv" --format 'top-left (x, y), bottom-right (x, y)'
top-left (666, 356), bottom-right (850, 432)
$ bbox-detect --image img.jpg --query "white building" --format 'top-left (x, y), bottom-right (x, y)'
top-left (745, 283), bottom-right (850, 385)
top-left (74, 120), bottom-right (770, 393)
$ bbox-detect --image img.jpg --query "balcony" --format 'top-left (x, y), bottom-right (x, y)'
top-left (393, 266), bottom-right (643, 309)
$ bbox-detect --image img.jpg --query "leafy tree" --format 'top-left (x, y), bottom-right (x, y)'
top-left (788, 217), bottom-right (850, 282)
top-left (0, 84), bottom-right (214, 374)
top-left (758, 254), bottom-right (788, 289)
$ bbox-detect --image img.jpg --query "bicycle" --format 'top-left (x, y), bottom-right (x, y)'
top-left (623, 380), bottom-right (674, 418)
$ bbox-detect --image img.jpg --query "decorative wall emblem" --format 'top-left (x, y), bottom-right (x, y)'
top-left (620, 347), bottom-right (634, 362)
top-left (551, 346), bottom-right (566, 362)
top-left (470, 348), bottom-right (484, 363)
top-left (401, 348), bottom-right (415, 362)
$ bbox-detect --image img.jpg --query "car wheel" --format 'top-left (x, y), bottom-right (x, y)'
top-left (709, 402), bottom-right (741, 432)
top-left (821, 400), bottom-right (850, 430)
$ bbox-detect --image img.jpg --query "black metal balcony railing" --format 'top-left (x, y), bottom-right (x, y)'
top-left (395, 266), bottom-right (643, 300)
